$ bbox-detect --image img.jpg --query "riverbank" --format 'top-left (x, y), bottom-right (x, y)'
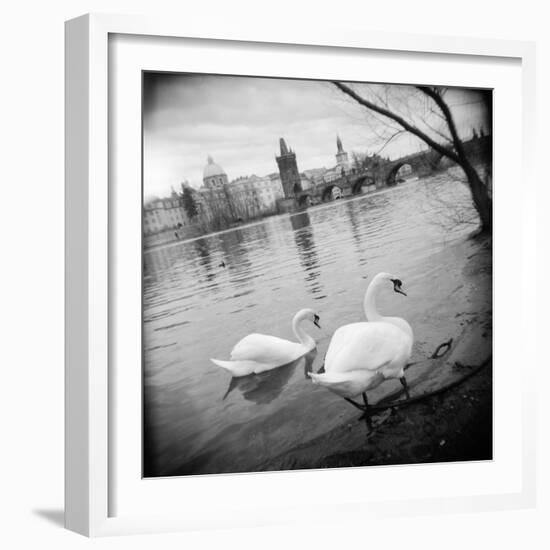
top-left (261, 233), bottom-right (493, 471)
top-left (262, 361), bottom-right (492, 471)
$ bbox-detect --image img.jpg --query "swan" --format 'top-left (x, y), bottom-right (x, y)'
top-left (211, 308), bottom-right (321, 377)
top-left (309, 273), bottom-right (413, 414)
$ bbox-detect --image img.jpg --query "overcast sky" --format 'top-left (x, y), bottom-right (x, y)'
top-left (143, 73), bottom-right (490, 199)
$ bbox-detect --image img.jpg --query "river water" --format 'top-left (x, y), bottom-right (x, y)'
top-left (143, 171), bottom-right (491, 477)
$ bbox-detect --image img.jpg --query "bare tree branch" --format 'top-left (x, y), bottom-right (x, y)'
top-left (416, 86), bottom-right (468, 163)
top-left (333, 81), bottom-right (461, 164)
top-left (373, 129), bottom-right (407, 156)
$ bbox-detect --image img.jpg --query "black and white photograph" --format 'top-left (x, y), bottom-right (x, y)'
top-left (142, 72), bottom-right (493, 478)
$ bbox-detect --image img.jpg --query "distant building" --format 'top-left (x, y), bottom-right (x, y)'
top-left (300, 174), bottom-right (315, 191)
top-left (302, 168), bottom-right (327, 186)
top-left (335, 135), bottom-right (350, 170)
top-left (223, 174), bottom-right (283, 215)
top-left (229, 175), bottom-right (261, 215)
top-left (322, 165), bottom-right (346, 183)
top-left (197, 156), bottom-right (231, 222)
top-left (197, 156), bottom-right (286, 223)
top-left (203, 155), bottom-right (229, 189)
top-left (267, 172), bottom-right (284, 192)
top-left (267, 173), bottom-right (285, 203)
top-left (248, 174), bottom-right (284, 212)
top-left (143, 195), bottom-right (189, 236)
top-left (319, 136), bottom-right (353, 184)
top-left (275, 138), bottom-right (302, 199)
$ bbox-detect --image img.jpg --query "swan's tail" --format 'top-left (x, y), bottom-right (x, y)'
top-left (210, 358), bottom-right (236, 371)
top-left (210, 358), bottom-right (258, 377)
top-left (308, 371), bottom-right (343, 389)
top-left (308, 370), bottom-right (372, 398)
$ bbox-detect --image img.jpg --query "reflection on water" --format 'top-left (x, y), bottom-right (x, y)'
top-left (143, 175), bottom-right (477, 477)
top-left (291, 212), bottom-right (324, 298)
top-left (222, 350), bottom-right (318, 404)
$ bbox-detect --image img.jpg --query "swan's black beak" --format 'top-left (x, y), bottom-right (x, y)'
top-left (391, 279), bottom-right (407, 296)
top-left (313, 314), bottom-right (321, 329)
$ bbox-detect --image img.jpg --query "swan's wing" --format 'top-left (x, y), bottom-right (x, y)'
top-left (325, 322), bottom-right (410, 374)
top-left (230, 333), bottom-right (302, 364)
top-left (324, 323), bottom-right (362, 368)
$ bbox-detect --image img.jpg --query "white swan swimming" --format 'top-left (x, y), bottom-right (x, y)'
top-left (211, 308), bottom-right (321, 377)
top-left (309, 273), bottom-right (413, 413)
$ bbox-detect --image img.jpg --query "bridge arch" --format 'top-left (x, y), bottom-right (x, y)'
top-left (386, 162), bottom-right (415, 186)
top-left (321, 185), bottom-right (343, 202)
top-left (352, 175), bottom-right (375, 195)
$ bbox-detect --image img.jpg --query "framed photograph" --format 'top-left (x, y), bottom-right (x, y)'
top-left (65, 13), bottom-right (536, 536)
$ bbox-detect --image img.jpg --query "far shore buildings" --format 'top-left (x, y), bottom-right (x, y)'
top-left (144, 132), bottom-right (490, 241)
top-left (144, 135), bottom-right (356, 237)
top-left (143, 187), bottom-right (190, 236)
top-left (276, 135), bottom-right (353, 205)
top-left (197, 156), bottom-right (285, 224)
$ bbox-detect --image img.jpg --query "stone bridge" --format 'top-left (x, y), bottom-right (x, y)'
top-left (295, 148), bottom-right (444, 207)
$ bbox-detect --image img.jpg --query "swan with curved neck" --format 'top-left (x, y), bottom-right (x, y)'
top-left (309, 273), bottom-right (413, 416)
top-left (211, 308), bottom-right (320, 377)
top-left (363, 272), bottom-right (413, 340)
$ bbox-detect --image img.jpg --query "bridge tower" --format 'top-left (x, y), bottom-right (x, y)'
top-left (276, 138), bottom-right (302, 199)
top-left (335, 134), bottom-right (349, 171)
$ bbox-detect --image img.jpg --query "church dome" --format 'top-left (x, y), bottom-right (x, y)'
top-left (203, 155), bottom-right (226, 179)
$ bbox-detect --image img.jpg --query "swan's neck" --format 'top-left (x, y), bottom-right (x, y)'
top-left (364, 280), bottom-right (383, 321)
top-left (292, 316), bottom-right (315, 349)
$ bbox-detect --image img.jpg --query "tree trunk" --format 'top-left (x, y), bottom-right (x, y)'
top-left (460, 161), bottom-right (492, 233)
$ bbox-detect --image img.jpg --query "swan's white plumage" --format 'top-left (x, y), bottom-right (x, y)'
top-left (379, 316), bottom-right (414, 343)
top-left (229, 334), bottom-right (305, 365)
top-left (309, 272), bottom-right (413, 399)
top-left (210, 358), bottom-right (262, 378)
top-left (324, 322), bottom-right (410, 376)
top-left (211, 308), bottom-right (318, 377)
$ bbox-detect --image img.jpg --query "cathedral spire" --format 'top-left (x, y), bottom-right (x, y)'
top-left (279, 138), bottom-right (289, 156)
top-left (336, 134), bottom-right (344, 153)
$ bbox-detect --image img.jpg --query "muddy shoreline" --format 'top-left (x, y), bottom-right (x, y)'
top-left (261, 360), bottom-right (492, 471)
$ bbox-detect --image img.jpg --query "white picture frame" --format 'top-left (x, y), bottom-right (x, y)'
top-left (65, 13), bottom-right (537, 537)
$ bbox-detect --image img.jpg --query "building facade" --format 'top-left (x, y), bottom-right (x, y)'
top-left (247, 174), bottom-right (284, 212)
top-left (302, 168), bottom-right (327, 186)
top-left (196, 157), bottom-right (286, 225)
top-left (318, 135), bottom-right (353, 184)
top-left (143, 194), bottom-right (189, 236)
